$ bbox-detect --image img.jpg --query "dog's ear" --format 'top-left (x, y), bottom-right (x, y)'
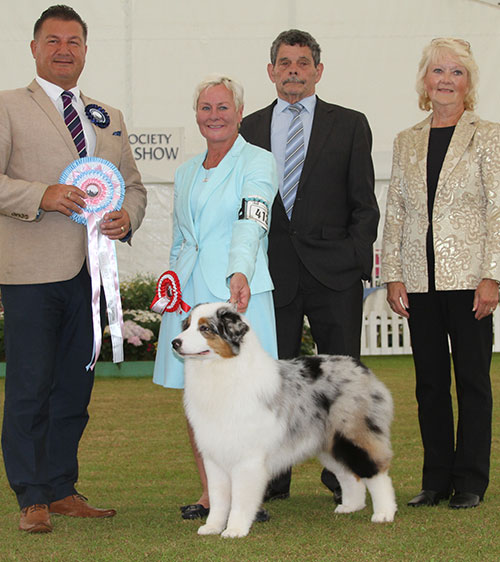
top-left (181, 315), bottom-right (191, 331)
top-left (216, 307), bottom-right (249, 348)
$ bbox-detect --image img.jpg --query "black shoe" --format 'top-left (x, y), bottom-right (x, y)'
top-left (407, 490), bottom-right (449, 507)
top-left (255, 509), bottom-right (270, 522)
top-left (321, 468), bottom-right (342, 505)
top-left (449, 492), bottom-right (481, 509)
top-left (180, 503), bottom-right (270, 522)
top-left (180, 504), bottom-right (209, 519)
top-left (263, 490), bottom-right (290, 502)
top-left (180, 503), bottom-right (204, 514)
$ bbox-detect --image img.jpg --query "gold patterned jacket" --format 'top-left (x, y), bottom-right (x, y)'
top-left (381, 110), bottom-right (500, 293)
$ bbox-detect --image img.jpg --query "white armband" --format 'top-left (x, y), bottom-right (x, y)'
top-left (238, 197), bottom-right (269, 231)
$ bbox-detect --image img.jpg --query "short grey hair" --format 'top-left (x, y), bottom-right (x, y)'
top-left (193, 74), bottom-right (244, 112)
top-left (416, 37), bottom-right (479, 111)
top-left (270, 29), bottom-right (321, 67)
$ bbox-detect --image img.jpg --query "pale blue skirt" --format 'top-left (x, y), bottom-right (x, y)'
top-left (152, 264), bottom-right (277, 389)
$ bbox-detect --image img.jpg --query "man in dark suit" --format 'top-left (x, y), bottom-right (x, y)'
top-left (0, 5), bottom-right (146, 533)
top-left (240, 29), bottom-right (379, 501)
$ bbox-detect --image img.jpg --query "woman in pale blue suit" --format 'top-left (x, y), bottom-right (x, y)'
top-left (153, 75), bottom-right (278, 519)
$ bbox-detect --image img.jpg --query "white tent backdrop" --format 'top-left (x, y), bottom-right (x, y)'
top-left (1, 0), bottom-right (500, 278)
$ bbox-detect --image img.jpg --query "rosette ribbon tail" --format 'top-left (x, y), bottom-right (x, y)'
top-left (149, 296), bottom-right (169, 315)
top-left (85, 214), bottom-right (124, 371)
top-left (97, 220), bottom-right (124, 363)
top-left (150, 295), bottom-right (190, 315)
top-left (86, 214), bottom-right (102, 370)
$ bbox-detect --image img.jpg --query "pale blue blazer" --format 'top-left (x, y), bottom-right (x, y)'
top-left (170, 135), bottom-right (278, 298)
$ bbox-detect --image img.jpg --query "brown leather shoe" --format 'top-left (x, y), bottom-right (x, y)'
top-left (19, 504), bottom-right (52, 533)
top-left (49, 494), bottom-right (116, 518)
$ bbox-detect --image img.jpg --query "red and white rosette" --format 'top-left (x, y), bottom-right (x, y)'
top-left (60, 157), bottom-right (125, 370)
top-left (150, 271), bottom-right (191, 315)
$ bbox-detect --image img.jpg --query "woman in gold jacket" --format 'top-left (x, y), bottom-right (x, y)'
top-left (382, 38), bottom-right (500, 510)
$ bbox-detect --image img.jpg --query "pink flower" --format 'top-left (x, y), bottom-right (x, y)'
top-left (122, 320), bottom-right (154, 345)
top-left (127, 335), bottom-right (142, 347)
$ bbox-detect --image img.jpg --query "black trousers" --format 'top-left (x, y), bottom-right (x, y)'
top-left (268, 262), bottom-right (363, 495)
top-left (1, 266), bottom-right (95, 509)
top-left (407, 290), bottom-right (493, 497)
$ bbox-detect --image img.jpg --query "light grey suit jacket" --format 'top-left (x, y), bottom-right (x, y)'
top-left (0, 79), bottom-right (147, 284)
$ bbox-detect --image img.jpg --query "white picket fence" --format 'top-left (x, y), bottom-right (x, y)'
top-left (361, 298), bottom-right (500, 355)
top-left (361, 310), bottom-right (412, 355)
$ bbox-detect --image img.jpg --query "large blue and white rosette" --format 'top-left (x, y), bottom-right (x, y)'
top-left (60, 157), bottom-right (125, 369)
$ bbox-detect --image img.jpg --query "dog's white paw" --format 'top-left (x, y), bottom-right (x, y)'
top-left (371, 511), bottom-right (395, 523)
top-left (221, 526), bottom-right (250, 539)
top-left (198, 523), bottom-right (224, 536)
top-left (335, 503), bottom-right (366, 514)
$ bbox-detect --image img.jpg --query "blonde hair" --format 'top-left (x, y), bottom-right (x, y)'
top-left (193, 74), bottom-right (244, 112)
top-left (415, 38), bottom-right (479, 111)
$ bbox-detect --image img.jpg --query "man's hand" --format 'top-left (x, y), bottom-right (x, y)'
top-left (100, 209), bottom-right (131, 240)
top-left (40, 184), bottom-right (87, 216)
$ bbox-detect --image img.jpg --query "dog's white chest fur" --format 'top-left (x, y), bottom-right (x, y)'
top-left (184, 344), bottom-right (284, 465)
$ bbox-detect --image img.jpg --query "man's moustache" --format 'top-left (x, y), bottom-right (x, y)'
top-left (283, 77), bottom-right (305, 85)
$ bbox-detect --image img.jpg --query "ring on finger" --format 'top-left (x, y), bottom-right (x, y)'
top-left (66, 191), bottom-right (72, 200)
top-left (120, 225), bottom-right (125, 233)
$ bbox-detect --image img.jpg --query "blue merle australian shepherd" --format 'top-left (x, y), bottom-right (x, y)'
top-left (172, 302), bottom-right (397, 538)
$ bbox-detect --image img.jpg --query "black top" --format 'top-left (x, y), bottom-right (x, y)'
top-left (426, 126), bottom-right (455, 291)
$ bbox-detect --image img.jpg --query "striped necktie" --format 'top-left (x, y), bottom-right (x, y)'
top-left (61, 90), bottom-right (87, 157)
top-left (281, 103), bottom-right (304, 220)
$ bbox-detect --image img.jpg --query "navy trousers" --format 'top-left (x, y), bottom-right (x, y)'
top-left (408, 290), bottom-right (493, 497)
top-left (1, 265), bottom-right (95, 509)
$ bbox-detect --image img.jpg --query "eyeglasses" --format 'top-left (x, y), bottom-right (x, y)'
top-left (431, 37), bottom-right (471, 51)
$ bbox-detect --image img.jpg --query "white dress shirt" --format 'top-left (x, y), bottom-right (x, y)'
top-left (35, 75), bottom-right (96, 157)
top-left (270, 94), bottom-right (317, 194)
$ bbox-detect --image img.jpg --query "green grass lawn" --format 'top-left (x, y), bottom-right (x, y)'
top-left (0, 355), bottom-right (498, 561)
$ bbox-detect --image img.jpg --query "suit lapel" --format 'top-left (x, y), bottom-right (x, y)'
top-left (193, 136), bottom-right (244, 222)
top-left (414, 115), bottom-right (432, 185)
top-left (177, 153), bottom-right (204, 232)
top-left (81, 92), bottom-right (101, 155)
top-left (252, 103), bottom-right (274, 151)
top-left (28, 80), bottom-right (79, 159)
top-left (298, 98), bottom-right (333, 190)
top-left (437, 110), bottom-right (477, 189)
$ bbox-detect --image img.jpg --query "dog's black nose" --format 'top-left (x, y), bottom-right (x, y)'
top-left (172, 338), bottom-right (182, 351)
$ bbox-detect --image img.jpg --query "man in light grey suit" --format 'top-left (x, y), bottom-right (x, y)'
top-left (0, 5), bottom-right (146, 533)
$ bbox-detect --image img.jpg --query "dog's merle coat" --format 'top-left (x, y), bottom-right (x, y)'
top-left (173, 302), bottom-right (397, 538)
top-left (270, 355), bottom-right (392, 479)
